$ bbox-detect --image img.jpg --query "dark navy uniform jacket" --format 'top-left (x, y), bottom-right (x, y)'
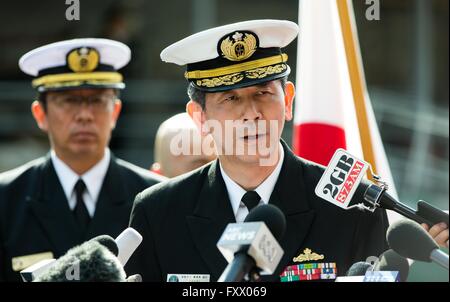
top-left (0, 154), bottom-right (164, 281)
top-left (127, 140), bottom-right (389, 282)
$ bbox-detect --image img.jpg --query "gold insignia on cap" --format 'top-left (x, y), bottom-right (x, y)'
top-left (220, 32), bottom-right (257, 62)
top-left (293, 248), bottom-right (325, 263)
top-left (67, 47), bottom-right (100, 72)
top-left (196, 72), bottom-right (244, 88)
top-left (246, 64), bottom-right (287, 79)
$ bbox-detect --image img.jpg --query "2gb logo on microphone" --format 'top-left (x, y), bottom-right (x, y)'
top-left (315, 149), bottom-right (369, 209)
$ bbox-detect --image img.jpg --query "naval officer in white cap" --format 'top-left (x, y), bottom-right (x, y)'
top-left (0, 38), bottom-right (164, 281)
top-left (127, 20), bottom-right (390, 282)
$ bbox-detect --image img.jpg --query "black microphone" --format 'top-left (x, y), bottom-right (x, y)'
top-left (314, 149), bottom-right (448, 226)
top-left (363, 184), bottom-right (448, 226)
top-left (217, 204), bottom-right (286, 282)
top-left (374, 249), bottom-right (409, 282)
top-left (342, 250), bottom-right (409, 282)
top-left (245, 204), bottom-right (286, 238)
top-left (387, 220), bottom-right (449, 270)
top-left (34, 240), bottom-right (126, 282)
top-left (334, 261), bottom-right (372, 281)
top-left (346, 262), bottom-right (373, 276)
top-left (89, 235), bottom-right (119, 256)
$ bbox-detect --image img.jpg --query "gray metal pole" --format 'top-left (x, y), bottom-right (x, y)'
top-left (192, 0), bottom-right (218, 33)
top-left (404, 0), bottom-right (434, 201)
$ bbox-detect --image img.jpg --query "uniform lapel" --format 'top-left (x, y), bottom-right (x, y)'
top-left (185, 160), bottom-right (236, 281)
top-left (28, 155), bottom-right (82, 255)
top-left (85, 155), bottom-right (130, 240)
top-left (185, 141), bottom-right (316, 281)
top-left (268, 140), bottom-right (316, 278)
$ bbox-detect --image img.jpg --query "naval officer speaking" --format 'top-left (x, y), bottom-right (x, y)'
top-left (126, 19), bottom-right (393, 282)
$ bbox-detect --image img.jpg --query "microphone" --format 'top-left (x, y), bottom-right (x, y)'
top-left (387, 220), bottom-right (449, 270)
top-left (245, 204), bottom-right (286, 239)
top-left (90, 235), bottom-right (119, 256)
top-left (339, 250), bottom-right (409, 282)
top-left (339, 249), bottom-right (410, 282)
top-left (34, 240), bottom-right (126, 282)
top-left (346, 262), bottom-right (373, 276)
top-left (20, 235), bottom-right (119, 282)
top-left (125, 274), bottom-right (142, 282)
top-left (374, 249), bottom-right (409, 282)
top-left (335, 261), bottom-right (373, 282)
top-left (363, 185), bottom-right (448, 226)
top-left (87, 228), bottom-right (143, 266)
top-left (115, 228), bottom-right (143, 266)
top-left (217, 204), bottom-right (286, 282)
top-left (315, 149), bottom-right (448, 226)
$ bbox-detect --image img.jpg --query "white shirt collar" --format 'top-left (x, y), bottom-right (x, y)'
top-left (220, 143), bottom-right (284, 220)
top-left (50, 148), bottom-right (111, 205)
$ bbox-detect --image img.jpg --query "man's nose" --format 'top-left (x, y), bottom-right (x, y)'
top-left (74, 101), bottom-right (95, 121)
top-left (242, 100), bottom-right (262, 122)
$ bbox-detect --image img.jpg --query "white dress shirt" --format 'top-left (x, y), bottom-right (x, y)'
top-left (220, 143), bottom-right (285, 222)
top-left (50, 148), bottom-right (111, 218)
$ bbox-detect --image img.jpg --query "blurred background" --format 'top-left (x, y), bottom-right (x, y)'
top-left (0, 0), bottom-right (448, 280)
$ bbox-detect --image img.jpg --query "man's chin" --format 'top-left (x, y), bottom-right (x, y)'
top-left (234, 153), bottom-right (278, 167)
top-left (69, 143), bottom-right (101, 157)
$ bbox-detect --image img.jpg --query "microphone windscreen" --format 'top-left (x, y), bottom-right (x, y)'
top-left (35, 241), bottom-right (126, 282)
top-left (244, 204), bottom-right (286, 240)
top-left (386, 219), bottom-right (438, 262)
top-left (125, 274), bottom-right (142, 282)
top-left (90, 235), bottom-right (119, 256)
top-left (346, 262), bottom-right (372, 276)
top-left (374, 249), bottom-right (409, 282)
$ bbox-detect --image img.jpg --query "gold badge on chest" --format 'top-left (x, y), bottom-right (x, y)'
top-left (293, 248), bottom-right (325, 263)
top-left (281, 248), bottom-right (337, 282)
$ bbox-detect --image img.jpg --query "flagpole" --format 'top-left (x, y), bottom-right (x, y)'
top-left (336, 0), bottom-right (377, 180)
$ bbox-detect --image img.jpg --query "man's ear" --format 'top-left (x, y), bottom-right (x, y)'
top-left (111, 99), bottom-right (122, 129)
top-left (284, 81), bottom-right (295, 122)
top-left (186, 100), bottom-right (208, 136)
top-left (31, 100), bottom-right (48, 132)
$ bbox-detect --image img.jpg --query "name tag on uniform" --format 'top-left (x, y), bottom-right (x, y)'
top-left (12, 251), bottom-right (54, 272)
top-left (167, 274), bottom-right (210, 282)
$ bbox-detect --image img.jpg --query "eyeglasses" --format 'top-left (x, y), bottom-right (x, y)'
top-left (48, 94), bottom-right (117, 112)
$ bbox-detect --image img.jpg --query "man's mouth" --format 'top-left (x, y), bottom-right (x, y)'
top-left (72, 131), bottom-right (97, 140)
top-left (241, 133), bottom-right (266, 141)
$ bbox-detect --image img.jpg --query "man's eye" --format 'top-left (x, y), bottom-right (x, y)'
top-left (223, 95), bottom-right (237, 102)
top-left (257, 90), bottom-right (270, 95)
top-left (90, 97), bottom-right (104, 104)
top-left (64, 97), bottom-right (79, 104)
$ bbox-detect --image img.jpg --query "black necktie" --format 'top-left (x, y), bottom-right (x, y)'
top-left (241, 191), bottom-right (261, 212)
top-left (73, 179), bottom-right (91, 232)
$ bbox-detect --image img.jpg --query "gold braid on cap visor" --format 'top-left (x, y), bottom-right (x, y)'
top-left (32, 72), bottom-right (123, 89)
top-left (184, 53), bottom-right (288, 79)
